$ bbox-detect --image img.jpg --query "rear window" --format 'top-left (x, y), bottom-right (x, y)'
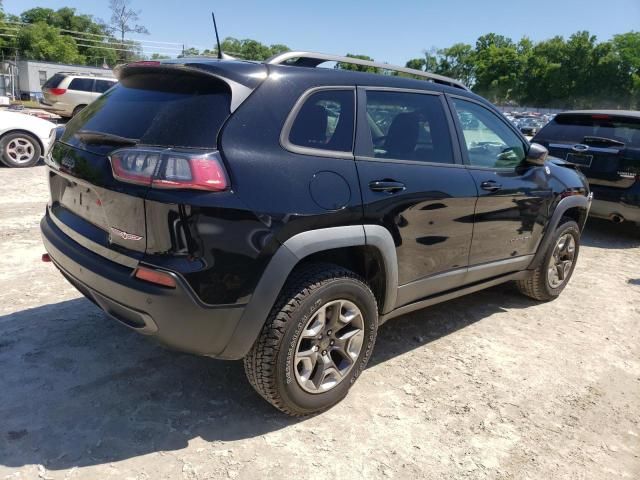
top-left (288, 89), bottom-right (355, 153)
top-left (536, 114), bottom-right (640, 148)
top-left (63, 72), bottom-right (231, 150)
top-left (42, 73), bottom-right (67, 89)
top-left (68, 78), bottom-right (95, 92)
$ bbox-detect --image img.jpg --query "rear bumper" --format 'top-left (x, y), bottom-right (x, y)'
top-left (40, 213), bottom-right (246, 358)
top-left (41, 100), bottom-right (73, 117)
top-left (590, 184), bottom-right (640, 223)
top-left (590, 198), bottom-right (640, 223)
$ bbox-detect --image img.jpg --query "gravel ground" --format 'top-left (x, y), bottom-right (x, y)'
top-left (0, 165), bottom-right (639, 480)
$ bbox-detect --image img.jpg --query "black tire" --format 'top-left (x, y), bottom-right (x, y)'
top-left (0, 132), bottom-right (42, 168)
top-left (72, 104), bottom-right (86, 117)
top-left (244, 263), bottom-right (378, 416)
top-left (516, 219), bottom-right (580, 301)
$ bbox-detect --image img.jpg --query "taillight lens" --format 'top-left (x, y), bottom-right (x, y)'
top-left (110, 148), bottom-right (228, 191)
top-left (48, 88), bottom-right (67, 95)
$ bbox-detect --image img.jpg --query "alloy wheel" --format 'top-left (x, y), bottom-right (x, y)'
top-left (6, 137), bottom-right (36, 165)
top-left (294, 299), bottom-right (365, 394)
top-left (547, 233), bottom-right (576, 289)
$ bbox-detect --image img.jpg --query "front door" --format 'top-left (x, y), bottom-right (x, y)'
top-left (448, 96), bottom-right (553, 271)
top-left (355, 88), bottom-right (478, 307)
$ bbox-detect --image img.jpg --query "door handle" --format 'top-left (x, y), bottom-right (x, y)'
top-left (480, 180), bottom-right (502, 192)
top-left (369, 180), bottom-right (406, 193)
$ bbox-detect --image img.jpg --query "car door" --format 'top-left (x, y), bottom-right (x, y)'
top-left (447, 95), bottom-right (553, 279)
top-left (355, 88), bottom-right (478, 308)
top-left (94, 79), bottom-right (116, 97)
top-left (68, 77), bottom-right (95, 106)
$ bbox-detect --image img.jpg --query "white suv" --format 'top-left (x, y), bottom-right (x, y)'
top-left (42, 73), bottom-right (117, 118)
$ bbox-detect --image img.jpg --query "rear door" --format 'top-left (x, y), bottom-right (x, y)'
top-left (534, 113), bottom-right (640, 189)
top-left (355, 87), bottom-right (477, 307)
top-left (94, 79), bottom-right (116, 96)
top-left (448, 96), bottom-right (553, 270)
top-left (67, 77), bottom-right (95, 106)
top-left (48, 70), bottom-right (234, 266)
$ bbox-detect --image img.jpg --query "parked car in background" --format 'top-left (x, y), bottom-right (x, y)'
top-left (518, 117), bottom-right (545, 136)
top-left (42, 73), bottom-right (117, 118)
top-left (533, 110), bottom-right (640, 227)
top-left (0, 110), bottom-right (56, 167)
top-left (41, 53), bottom-right (591, 416)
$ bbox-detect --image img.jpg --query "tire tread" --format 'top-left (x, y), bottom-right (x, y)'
top-left (243, 263), bottom-right (375, 416)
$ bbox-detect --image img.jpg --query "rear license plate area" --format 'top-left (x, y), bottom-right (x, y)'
top-left (566, 153), bottom-right (593, 167)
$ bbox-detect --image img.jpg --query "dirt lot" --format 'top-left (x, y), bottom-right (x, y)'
top-left (0, 165), bottom-right (638, 480)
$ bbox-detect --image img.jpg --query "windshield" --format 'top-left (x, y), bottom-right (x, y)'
top-left (61, 72), bottom-right (231, 152)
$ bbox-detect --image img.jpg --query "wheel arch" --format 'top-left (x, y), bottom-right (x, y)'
top-left (0, 129), bottom-right (45, 155)
top-left (529, 193), bottom-right (592, 270)
top-left (219, 225), bottom-right (398, 360)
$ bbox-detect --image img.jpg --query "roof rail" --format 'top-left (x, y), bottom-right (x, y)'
top-left (56, 71), bottom-right (115, 78)
top-left (265, 51), bottom-right (470, 91)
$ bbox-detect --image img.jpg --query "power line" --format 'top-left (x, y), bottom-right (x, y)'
top-left (2, 20), bottom-right (185, 46)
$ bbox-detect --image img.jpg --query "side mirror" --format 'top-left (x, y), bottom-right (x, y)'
top-left (526, 142), bottom-right (548, 166)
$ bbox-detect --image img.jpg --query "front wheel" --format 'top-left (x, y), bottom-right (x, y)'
top-left (516, 219), bottom-right (580, 301)
top-left (244, 264), bottom-right (378, 416)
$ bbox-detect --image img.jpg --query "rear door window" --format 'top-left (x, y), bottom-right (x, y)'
top-left (68, 78), bottom-right (95, 92)
top-left (94, 79), bottom-right (116, 94)
top-left (287, 89), bottom-right (355, 153)
top-left (62, 72), bottom-right (231, 151)
top-left (364, 90), bottom-right (454, 163)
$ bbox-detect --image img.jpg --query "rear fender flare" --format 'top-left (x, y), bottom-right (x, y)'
top-left (219, 225), bottom-right (398, 359)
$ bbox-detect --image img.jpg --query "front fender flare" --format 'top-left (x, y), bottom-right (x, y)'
top-left (529, 193), bottom-right (592, 269)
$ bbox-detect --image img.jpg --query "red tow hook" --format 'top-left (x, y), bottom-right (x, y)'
top-left (42, 253), bottom-right (51, 262)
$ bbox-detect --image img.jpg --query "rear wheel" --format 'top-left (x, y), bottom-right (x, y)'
top-left (244, 264), bottom-right (378, 416)
top-left (516, 219), bottom-right (580, 301)
top-left (0, 132), bottom-right (41, 168)
top-left (72, 104), bottom-right (86, 117)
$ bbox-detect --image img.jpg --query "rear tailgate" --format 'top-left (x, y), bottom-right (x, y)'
top-left (47, 143), bottom-right (148, 266)
top-left (534, 113), bottom-right (640, 189)
top-left (47, 64), bottom-right (252, 267)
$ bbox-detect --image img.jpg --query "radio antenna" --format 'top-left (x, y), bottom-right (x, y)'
top-left (211, 12), bottom-right (223, 59)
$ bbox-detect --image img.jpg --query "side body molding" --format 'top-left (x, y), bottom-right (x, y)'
top-left (219, 225), bottom-right (399, 359)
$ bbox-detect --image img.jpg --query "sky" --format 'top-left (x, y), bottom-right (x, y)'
top-left (5, 0), bottom-right (640, 65)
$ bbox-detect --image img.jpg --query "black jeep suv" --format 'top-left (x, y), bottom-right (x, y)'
top-left (41, 52), bottom-right (591, 416)
top-left (533, 110), bottom-right (640, 227)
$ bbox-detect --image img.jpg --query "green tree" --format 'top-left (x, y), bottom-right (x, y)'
top-left (19, 7), bottom-right (118, 66)
top-left (211, 37), bottom-right (289, 60)
top-left (336, 53), bottom-right (379, 73)
top-left (611, 32), bottom-right (640, 108)
top-left (473, 34), bottom-right (520, 103)
top-left (434, 43), bottom-right (475, 86)
top-left (16, 22), bottom-right (84, 63)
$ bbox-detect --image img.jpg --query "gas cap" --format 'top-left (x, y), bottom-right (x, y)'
top-left (309, 171), bottom-right (351, 211)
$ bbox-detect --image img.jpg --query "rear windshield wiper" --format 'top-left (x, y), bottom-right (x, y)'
top-left (74, 130), bottom-right (139, 146)
top-left (582, 136), bottom-right (626, 148)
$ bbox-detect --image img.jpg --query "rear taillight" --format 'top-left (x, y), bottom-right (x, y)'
top-left (110, 148), bottom-right (228, 191)
top-left (48, 88), bottom-right (67, 95)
